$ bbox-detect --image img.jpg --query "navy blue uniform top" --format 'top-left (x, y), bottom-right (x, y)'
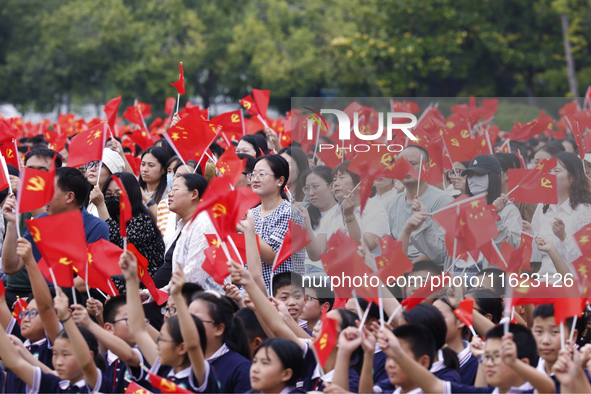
top-left (26, 366), bottom-right (112, 393)
top-left (373, 350), bottom-right (388, 383)
top-left (443, 381), bottom-right (534, 393)
top-left (457, 342), bottom-right (478, 385)
top-left (209, 349), bottom-right (252, 393)
top-left (299, 342), bottom-right (360, 392)
top-left (150, 357), bottom-right (220, 393)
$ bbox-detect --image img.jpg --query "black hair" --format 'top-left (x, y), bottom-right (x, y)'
top-left (272, 271), bottom-right (304, 298)
top-left (181, 282), bottom-right (204, 306)
top-left (7, 165), bottom-right (19, 177)
top-left (255, 155), bottom-right (290, 199)
top-left (174, 160), bottom-right (200, 176)
top-left (179, 173), bottom-right (208, 197)
top-left (239, 134), bottom-right (269, 158)
top-left (254, 338), bottom-right (304, 387)
top-left (103, 172), bottom-right (159, 232)
top-left (236, 307), bottom-right (268, 346)
top-left (465, 169), bottom-right (502, 205)
top-left (103, 295), bottom-right (126, 324)
top-left (191, 291), bottom-right (251, 359)
top-left (24, 148), bottom-right (62, 168)
top-left (55, 167), bottom-right (91, 207)
top-left (278, 146), bottom-right (310, 202)
top-left (434, 296), bottom-right (471, 339)
top-left (546, 140), bottom-right (566, 152)
top-left (402, 303), bottom-right (459, 372)
top-left (485, 323), bottom-right (539, 366)
top-left (332, 160), bottom-right (360, 186)
top-left (166, 156), bottom-right (181, 172)
top-left (532, 303), bottom-right (574, 331)
top-left (336, 308), bottom-right (364, 375)
top-left (153, 138), bottom-right (176, 159)
top-left (411, 261), bottom-right (443, 275)
top-left (138, 146), bottom-right (170, 204)
top-left (562, 137), bottom-right (578, 154)
top-left (302, 165), bottom-right (335, 229)
top-left (535, 144), bottom-right (562, 158)
top-left (237, 153), bottom-right (257, 175)
top-left (465, 288), bottom-right (503, 324)
top-left (356, 297), bottom-right (386, 323)
top-left (474, 269), bottom-right (506, 297)
top-left (393, 324), bottom-right (436, 369)
top-left (209, 142), bottom-right (224, 158)
top-left (304, 282), bottom-right (335, 311)
top-left (493, 153), bottom-right (520, 172)
top-left (165, 314), bottom-right (207, 365)
top-left (543, 151), bottom-right (591, 214)
top-left (56, 326), bottom-right (107, 372)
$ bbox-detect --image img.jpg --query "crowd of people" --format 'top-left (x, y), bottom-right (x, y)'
top-left (0, 102), bottom-right (589, 394)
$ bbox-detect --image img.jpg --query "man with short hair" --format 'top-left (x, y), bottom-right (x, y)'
top-left (2, 166), bottom-right (109, 305)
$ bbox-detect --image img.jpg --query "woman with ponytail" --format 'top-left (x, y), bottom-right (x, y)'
top-left (189, 291), bottom-right (252, 393)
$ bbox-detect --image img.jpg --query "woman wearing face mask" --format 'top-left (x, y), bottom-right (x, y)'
top-left (94, 172), bottom-right (165, 293)
top-left (526, 152), bottom-right (591, 278)
top-left (493, 153), bottom-right (537, 223)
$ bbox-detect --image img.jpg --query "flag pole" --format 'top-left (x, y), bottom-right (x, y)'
top-left (85, 260), bottom-right (91, 301)
top-left (175, 93), bottom-right (180, 115)
top-left (358, 301), bottom-right (372, 331)
top-left (71, 287), bottom-right (77, 305)
top-left (560, 321), bottom-right (565, 350)
top-left (386, 304), bottom-right (402, 325)
top-left (227, 236), bottom-right (244, 266)
top-left (569, 315), bottom-right (578, 343)
top-left (48, 267), bottom-right (59, 292)
top-left (351, 290), bottom-right (363, 318)
top-left (97, 289), bottom-right (109, 299)
top-left (416, 155), bottom-right (423, 198)
top-left (378, 297), bottom-right (385, 330)
top-left (123, 236), bottom-right (128, 251)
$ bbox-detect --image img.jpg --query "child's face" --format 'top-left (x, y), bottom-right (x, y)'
top-left (157, 322), bottom-right (180, 367)
top-left (482, 338), bottom-right (520, 389)
top-left (52, 337), bottom-right (84, 382)
top-left (250, 346), bottom-right (292, 392)
top-left (532, 316), bottom-right (562, 363)
top-left (300, 288), bottom-right (322, 322)
top-left (433, 300), bottom-right (462, 344)
top-left (275, 285), bottom-right (305, 321)
top-left (385, 339), bottom-right (420, 390)
top-left (19, 299), bottom-right (45, 341)
top-left (108, 304), bottom-right (134, 346)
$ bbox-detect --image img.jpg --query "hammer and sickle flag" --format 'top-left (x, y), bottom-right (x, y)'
top-left (146, 369), bottom-right (192, 394)
top-left (27, 210), bottom-right (87, 288)
top-left (312, 308), bottom-right (338, 369)
top-left (507, 166), bottom-right (557, 205)
top-left (17, 156), bottom-right (56, 214)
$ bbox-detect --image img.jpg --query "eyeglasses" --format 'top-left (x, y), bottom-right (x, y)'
top-left (305, 296), bottom-right (319, 303)
top-left (113, 318), bottom-right (150, 328)
top-left (156, 335), bottom-right (175, 344)
top-left (104, 190), bottom-right (120, 199)
top-left (303, 183), bottom-right (329, 195)
top-left (85, 161), bottom-right (101, 170)
top-left (19, 309), bottom-right (39, 320)
top-left (247, 172), bottom-right (273, 182)
top-left (447, 169), bottom-right (464, 177)
top-left (168, 187), bottom-right (189, 195)
top-left (480, 353), bottom-right (503, 365)
top-left (161, 306), bottom-right (177, 315)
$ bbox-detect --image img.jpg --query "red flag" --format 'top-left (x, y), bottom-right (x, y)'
top-left (146, 369), bottom-right (192, 393)
top-left (554, 298), bottom-right (584, 325)
top-left (252, 89), bottom-right (270, 121)
top-left (402, 274), bottom-right (450, 310)
top-left (78, 240), bottom-right (122, 296)
top-left (453, 298), bottom-right (474, 328)
top-left (103, 96), bottom-right (121, 135)
top-left (511, 279), bottom-right (579, 307)
top-left (163, 112), bottom-right (220, 164)
top-left (212, 110), bottom-right (245, 139)
top-left (312, 308), bottom-right (338, 368)
top-left (27, 211), bottom-right (87, 286)
top-left (192, 178), bottom-right (260, 239)
top-left (128, 128), bottom-right (154, 152)
top-left (123, 102), bottom-right (152, 126)
top-left (317, 148), bottom-right (349, 169)
top-left (0, 280), bottom-right (4, 298)
top-left (375, 236), bottom-right (413, 283)
top-left (0, 119), bottom-right (18, 145)
top-left (127, 243), bottom-right (168, 305)
top-left (164, 97), bottom-right (176, 116)
top-left (169, 62), bottom-right (185, 95)
top-left (216, 148), bottom-right (247, 187)
top-left (575, 224), bottom-right (591, 256)
top-left (126, 380), bottom-right (154, 394)
top-left (12, 298), bottom-right (28, 325)
top-left (0, 142), bottom-right (20, 169)
top-left (111, 175), bottom-right (132, 237)
top-left (507, 170), bottom-right (557, 205)
top-left (0, 153), bottom-right (11, 191)
top-left (66, 121), bottom-right (107, 169)
top-left (17, 160), bottom-right (56, 213)
top-left (272, 221), bottom-right (312, 271)
top-left (203, 243), bottom-right (231, 285)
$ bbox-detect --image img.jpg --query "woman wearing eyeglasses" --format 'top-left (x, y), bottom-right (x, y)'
top-left (446, 161), bottom-right (469, 197)
top-left (243, 155), bottom-right (305, 290)
top-left (86, 148), bottom-right (126, 217)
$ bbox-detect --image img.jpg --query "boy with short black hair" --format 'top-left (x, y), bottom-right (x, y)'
top-left (379, 323), bottom-right (555, 393)
top-left (235, 307), bottom-right (267, 359)
top-left (271, 271), bottom-right (307, 330)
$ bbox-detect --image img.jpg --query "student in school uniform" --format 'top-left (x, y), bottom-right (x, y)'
top-left (248, 338), bottom-right (306, 393)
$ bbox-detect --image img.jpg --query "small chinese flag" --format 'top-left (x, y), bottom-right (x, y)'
top-left (126, 380), bottom-right (154, 394)
top-left (575, 223), bottom-right (591, 255)
top-left (111, 175), bottom-right (132, 237)
top-left (272, 221), bottom-right (312, 272)
top-left (146, 369), bottom-right (192, 393)
top-left (123, 102), bottom-right (152, 126)
top-left (216, 148), bottom-right (247, 187)
top-left (312, 308), bottom-right (339, 369)
top-left (164, 97), bottom-right (176, 116)
top-left (79, 239), bottom-right (123, 296)
top-left (453, 298), bottom-right (474, 328)
top-left (17, 158), bottom-right (56, 214)
top-left (128, 128), bottom-right (154, 152)
top-left (402, 274), bottom-right (450, 311)
top-left (66, 121), bottom-right (107, 169)
top-left (554, 298), bottom-right (585, 325)
top-left (163, 112), bottom-right (220, 164)
top-left (12, 297), bottom-right (28, 325)
top-left (203, 243), bottom-right (231, 285)
top-left (127, 243), bottom-right (168, 305)
top-left (103, 96), bottom-right (121, 135)
top-left (169, 62), bottom-right (185, 95)
top-left (375, 235), bottom-right (413, 282)
top-left (0, 153), bottom-right (11, 191)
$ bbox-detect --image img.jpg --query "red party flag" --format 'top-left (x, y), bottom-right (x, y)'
top-left (127, 243), bottom-right (168, 305)
top-left (312, 308), bottom-right (339, 368)
top-left (453, 298), bottom-right (474, 328)
top-left (103, 96), bottom-right (121, 135)
top-left (164, 111), bottom-right (220, 164)
top-left (126, 380), bottom-right (154, 394)
top-left (12, 298), bottom-right (28, 325)
top-left (212, 110), bottom-right (245, 139)
top-left (37, 257), bottom-right (74, 287)
top-left (216, 148), bottom-right (247, 187)
top-left (507, 169), bottom-right (557, 205)
top-left (0, 141), bottom-right (20, 169)
top-left (192, 177), bottom-right (260, 239)
top-left (146, 369), bottom-right (192, 394)
top-left (169, 62), bottom-right (185, 95)
top-left (17, 159), bottom-right (56, 213)
top-left (272, 221), bottom-right (312, 271)
top-left (111, 175), bottom-right (132, 237)
top-left (66, 121), bottom-right (107, 169)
